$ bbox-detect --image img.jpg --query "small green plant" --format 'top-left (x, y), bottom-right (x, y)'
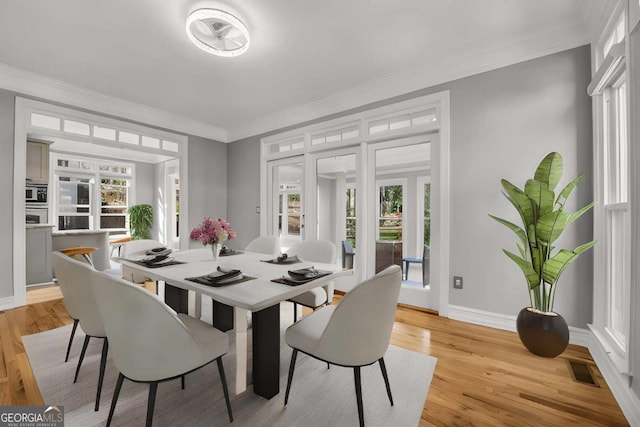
top-left (490, 152), bottom-right (596, 312)
top-left (129, 204), bottom-right (153, 240)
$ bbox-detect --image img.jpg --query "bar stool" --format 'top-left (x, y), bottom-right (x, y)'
top-left (59, 246), bottom-right (98, 266)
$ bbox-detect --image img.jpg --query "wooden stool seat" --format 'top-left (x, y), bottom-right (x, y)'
top-left (60, 247), bottom-right (97, 265)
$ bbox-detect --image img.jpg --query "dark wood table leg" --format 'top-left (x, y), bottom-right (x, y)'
top-left (164, 283), bottom-right (189, 314)
top-left (212, 300), bottom-right (234, 332)
top-left (252, 304), bottom-right (280, 399)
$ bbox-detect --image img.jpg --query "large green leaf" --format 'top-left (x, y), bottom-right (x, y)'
top-left (542, 241), bottom-right (597, 285)
top-left (536, 210), bottom-right (570, 244)
top-left (489, 215), bottom-right (527, 247)
top-left (556, 174), bottom-right (584, 207)
top-left (568, 202), bottom-right (594, 225)
top-left (501, 179), bottom-right (534, 228)
top-left (504, 250), bottom-right (540, 290)
top-left (524, 179), bottom-right (555, 216)
top-left (534, 152), bottom-right (563, 190)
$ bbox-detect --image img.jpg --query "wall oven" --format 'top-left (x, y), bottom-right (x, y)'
top-left (26, 183), bottom-right (48, 203)
top-left (26, 207), bottom-right (48, 224)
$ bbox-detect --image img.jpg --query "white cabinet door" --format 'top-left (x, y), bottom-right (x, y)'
top-left (26, 141), bottom-right (50, 183)
top-left (26, 227), bottom-right (53, 285)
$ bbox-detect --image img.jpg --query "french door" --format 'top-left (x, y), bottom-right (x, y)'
top-left (266, 156), bottom-right (305, 251)
top-left (367, 134), bottom-right (440, 311)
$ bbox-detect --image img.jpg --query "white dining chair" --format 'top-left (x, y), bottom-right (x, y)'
top-left (51, 252), bottom-right (81, 364)
top-left (51, 251), bottom-right (109, 412)
top-left (90, 270), bottom-right (234, 427)
top-left (284, 265), bottom-right (402, 426)
top-left (121, 239), bottom-right (165, 284)
top-left (244, 235), bottom-right (280, 255)
top-left (287, 240), bottom-right (337, 322)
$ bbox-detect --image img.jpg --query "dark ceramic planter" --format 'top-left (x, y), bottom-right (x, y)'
top-left (516, 307), bottom-right (569, 358)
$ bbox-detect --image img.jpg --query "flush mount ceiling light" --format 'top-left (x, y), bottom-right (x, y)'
top-left (186, 8), bottom-right (250, 57)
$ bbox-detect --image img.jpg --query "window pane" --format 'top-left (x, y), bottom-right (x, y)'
top-left (31, 113), bottom-right (60, 130)
top-left (100, 216), bottom-right (126, 229)
top-left (63, 120), bottom-right (90, 136)
top-left (58, 216), bottom-right (89, 230)
top-left (119, 131), bottom-right (139, 145)
top-left (379, 185), bottom-right (403, 240)
top-left (141, 136), bottom-right (161, 149)
top-left (93, 126), bottom-right (116, 140)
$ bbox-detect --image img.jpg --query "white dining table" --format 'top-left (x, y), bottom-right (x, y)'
top-left (116, 248), bottom-right (350, 399)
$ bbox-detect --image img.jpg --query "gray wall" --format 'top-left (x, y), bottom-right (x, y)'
top-left (187, 135), bottom-right (228, 249)
top-left (0, 90), bottom-right (15, 298)
top-left (226, 135), bottom-right (261, 249)
top-left (227, 45), bottom-right (593, 328)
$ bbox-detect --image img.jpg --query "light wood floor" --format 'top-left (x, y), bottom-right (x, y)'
top-left (0, 286), bottom-right (628, 426)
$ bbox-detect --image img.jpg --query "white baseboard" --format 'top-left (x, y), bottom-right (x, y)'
top-left (588, 326), bottom-right (640, 426)
top-left (0, 296), bottom-right (16, 311)
top-left (447, 305), bottom-right (590, 347)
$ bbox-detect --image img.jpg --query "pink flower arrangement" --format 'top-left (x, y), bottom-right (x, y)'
top-left (190, 217), bottom-right (237, 246)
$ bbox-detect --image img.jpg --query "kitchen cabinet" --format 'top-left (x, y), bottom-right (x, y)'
top-left (26, 225), bottom-right (54, 285)
top-left (26, 140), bottom-right (51, 183)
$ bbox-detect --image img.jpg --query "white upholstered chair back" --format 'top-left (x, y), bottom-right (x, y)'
top-left (245, 235), bottom-right (280, 255)
top-left (51, 252), bottom-right (80, 321)
top-left (288, 240), bottom-right (337, 264)
top-left (288, 240), bottom-right (337, 304)
top-left (52, 251), bottom-right (105, 337)
top-left (91, 270), bottom-right (209, 382)
top-left (316, 265), bottom-right (401, 366)
top-left (121, 239), bottom-right (165, 284)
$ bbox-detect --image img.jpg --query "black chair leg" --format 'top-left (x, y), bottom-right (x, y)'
top-left (74, 335), bottom-right (90, 383)
top-left (354, 366), bottom-right (364, 427)
top-left (284, 349), bottom-right (298, 406)
top-left (378, 357), bottom-right (394, 406)
top-left (65, 318), bottom-right (79, 363)
top-left (293, 302), bottom-right (298, 322)
top-left (95, 338), bottom-right (109, 411)
top-left (146, 382), bottom-right (158, 427)
top-left (216, 357), bottom-right (233, 422)
top-left (181, 375), bottom-right (185, 390)
top-left (106, 373), bottom-right (124, 427)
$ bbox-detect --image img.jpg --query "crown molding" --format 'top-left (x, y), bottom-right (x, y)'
top-left (0, 63), bottom-right (228, 142)
top-left (227, 20), bottom-right (592, 142)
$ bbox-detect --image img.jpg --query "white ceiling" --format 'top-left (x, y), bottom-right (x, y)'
top-left (0, 0), bottom-right (613, 142)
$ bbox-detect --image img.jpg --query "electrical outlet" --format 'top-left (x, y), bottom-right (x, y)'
top-left (453, 276), bottom-right (463, 289)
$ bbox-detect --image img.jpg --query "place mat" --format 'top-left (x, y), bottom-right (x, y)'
top-left (271, 269), bottom-right (332, 286)
top-left (261, 255), bottom-right (302, 265)
top-left (129, 258), bottom-right (185, 268)
top-left (186, 274), bottom-right (255, 287)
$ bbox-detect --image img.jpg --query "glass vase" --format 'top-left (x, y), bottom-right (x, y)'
top-left (211, 243), bottom-right (221, 260)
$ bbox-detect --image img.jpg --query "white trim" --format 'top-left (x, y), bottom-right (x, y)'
top-left (448, 305), bottom-right (590, 347)
top-left (0, 297), bottom-right (16, 311)
top-left (13, 98), bottom-right (28, 308)
top-left (0, 63), bottom-right (227, 142)
top-left (588, 325), bottom-right (640, 426)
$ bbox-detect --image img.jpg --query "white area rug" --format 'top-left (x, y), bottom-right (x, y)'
top-left (23, 304), bottom-right (436, 426)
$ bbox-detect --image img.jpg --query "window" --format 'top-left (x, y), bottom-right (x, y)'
top-left (377, 181), bottom-right (404, 241)
top-left (346, 186), bottom-right (356, 246)
top-left (278, 183), bottom-right (302, 238)
top-left (53, 154), bottom-right (134, 233)
top-left (589, 8), bottom-right (630, 374)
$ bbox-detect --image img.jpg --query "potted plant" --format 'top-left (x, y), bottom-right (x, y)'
top-left (490, 152), bottom-right (596, 357)
top-left (129, 204), bottom-right (153, 240)
top-left (190, 217), bottom-right (237, 259)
